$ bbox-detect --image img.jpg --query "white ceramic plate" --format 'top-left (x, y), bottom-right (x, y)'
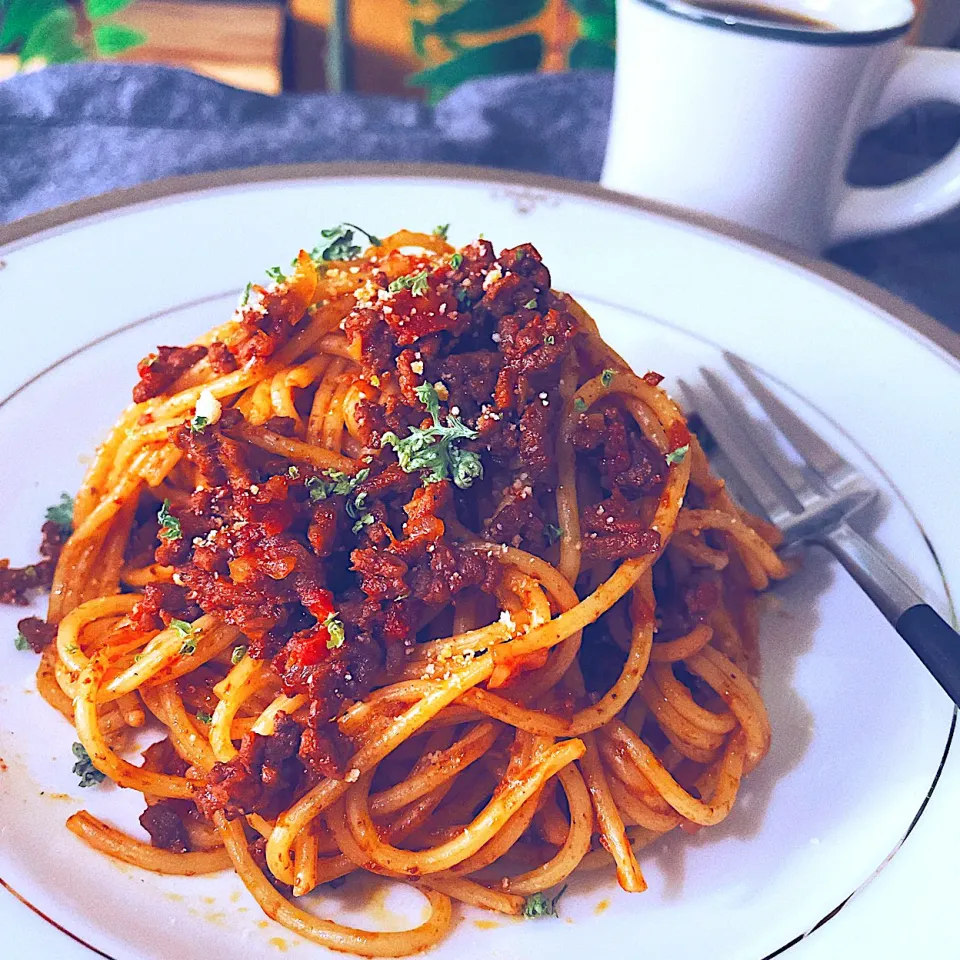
top-left (1, 166), bottom-right (959, 960)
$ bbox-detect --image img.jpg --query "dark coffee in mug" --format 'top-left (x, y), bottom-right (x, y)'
top-left (686, 0), bottom-right (831, 28)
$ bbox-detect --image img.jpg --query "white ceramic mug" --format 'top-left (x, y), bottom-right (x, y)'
top-left (602, 0), bottom-right (960, 251)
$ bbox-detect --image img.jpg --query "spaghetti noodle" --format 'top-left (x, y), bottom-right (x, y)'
top-left (6, 227), bottom-right (788, 955)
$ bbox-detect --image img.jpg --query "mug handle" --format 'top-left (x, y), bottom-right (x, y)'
top-left (830, 47), bottom-right (960, 246)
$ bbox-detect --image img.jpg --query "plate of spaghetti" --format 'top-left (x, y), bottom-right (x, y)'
top-left (0, 167), bottom-right (958, 960)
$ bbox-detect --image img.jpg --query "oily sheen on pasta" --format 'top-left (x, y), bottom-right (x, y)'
top-left (8, 228), bottom-right (788, 956)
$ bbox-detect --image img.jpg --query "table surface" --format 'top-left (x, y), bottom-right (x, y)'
top-left (1, 62), bottom-right (959, 335)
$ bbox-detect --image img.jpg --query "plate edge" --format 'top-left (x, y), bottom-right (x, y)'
top-left (1, 162), bottom-right (958, 365)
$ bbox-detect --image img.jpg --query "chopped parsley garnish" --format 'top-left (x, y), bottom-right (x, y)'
top-left (351, 512), bottom-right (375, 535)
top-left (231, 644), bottom-right (247, 665)
top-left (45, 493), bottom-right (74, 535)
top-left (306, 469), bottom-right (374, 535)
top-left (346, 490), bottom-right (375, 534)
top-left (314, 228), bottom-right (358, 262)
top-left (666, 444), bottom-right (690, 466)
top-left (449, 252), bottom-right (463, 270)
top-left (14, 631), bottom-right (29, 652)
top-left (307, 468), bottom-right (369, 501)
top-left (574, 398), bottom-right (587, 412)
top-left (545, 335), bottom-right (555, 346)
top-left (433, 223), bottom-right (450, 240)
top-left (240, 282), bottom-right (253, 306)
top-left (196, 710), bottom-right (213, 725)
top-left (170, 619), bottom-right (197, 655)
top-left (324, 611), bottom-right (346, 650)
top-left (157, 499), bottom-right (182, 542)
top-left (313, 223), bottom-right (382, 263)
top-left (417, 381), bottom-right (450, 426)
top-left (544, 524), bottom-right (563, 546)
top-left (455, 286), bottom-right (471, 307)
top-left (524, 299), bottom-right (538, 309)
top-left (72, 742), bottom-right (106, 788)
top-left (380, 382), bottom-right (483, 490)
top-left (265, 266), bottom-right (286, 283)
top-left (306, 475), bottom-right (325, 500)
top-left (388, 269), bottom-right (430, 297)
top-left (522, 885), bottom-right (567, 918)
top-left (190, 414), bottom-right (209, 434)
top-left (601, 368), bottom-right (616, 387)
top-left (448, 445), bottom-right (484, 489)
top-left (288, 465), bottom-right (300, 479)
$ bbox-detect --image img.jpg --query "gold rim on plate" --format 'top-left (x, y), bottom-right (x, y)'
top-left (1, 162), bottom-right (958, 363)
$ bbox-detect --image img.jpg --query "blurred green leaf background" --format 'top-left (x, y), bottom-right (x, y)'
top-left (0, 0), bottom-right (145, 68)
top-left (408, 0), bottom-right (615, 102)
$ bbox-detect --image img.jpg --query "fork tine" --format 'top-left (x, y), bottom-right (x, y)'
top-left (701, 368), bottom-right (827, 514)
top-left (676, 376), bottom-right (799, 529)
top-left (686, 421), bottom-right (767, 519)
top-left (723, 352), bottom-right (860, 493)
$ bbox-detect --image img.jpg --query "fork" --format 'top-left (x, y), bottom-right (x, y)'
top-left (678, 353), bottom-right (960, 708)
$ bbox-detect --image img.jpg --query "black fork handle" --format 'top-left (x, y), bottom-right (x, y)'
top-left (821, 522), bottom-right (960, 707)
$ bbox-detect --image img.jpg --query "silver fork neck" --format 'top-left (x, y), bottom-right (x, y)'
top-left (819, 522), bottom-right (924, 622)
top-left (778, 485), bottom-right (875, 544)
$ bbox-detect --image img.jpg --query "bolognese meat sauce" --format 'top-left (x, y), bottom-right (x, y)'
top-left (6, 238), bottom-right (676, 832)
